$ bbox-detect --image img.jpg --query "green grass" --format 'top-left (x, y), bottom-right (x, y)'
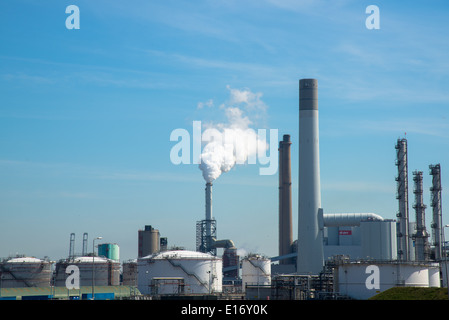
top-left (369, 287), bottom-right (449, 300)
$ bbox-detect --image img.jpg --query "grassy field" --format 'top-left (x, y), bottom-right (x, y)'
top-left (370, 287), bottom-right (449, 300)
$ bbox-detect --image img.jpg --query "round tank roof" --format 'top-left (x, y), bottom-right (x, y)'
top-left (6, 257), bottom-right (43, 263)
top-left (141, 250), bottom-right (218, 260)
top-left (73, 256), bottom-right (109, 263)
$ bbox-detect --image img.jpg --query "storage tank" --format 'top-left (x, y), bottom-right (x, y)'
top-left (54, 256), bottom-right (120, 287)
top-left (138, 225), bottom-right (160, 258)
top-left (0, 257), bottom-right (52, 288)
top-left (241, 255), bottom-right (271, 293)
top-left (137, 250), bottom-right (222, 295)
top-left (335, 261), bottom-right (440, 300)
top-left (98, 243), bottom-right (120, 261)
top-left (122, 260), bottom-right (137, 286)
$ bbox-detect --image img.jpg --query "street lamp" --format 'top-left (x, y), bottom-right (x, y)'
top-left (92, 236), bottom-right (102, 300)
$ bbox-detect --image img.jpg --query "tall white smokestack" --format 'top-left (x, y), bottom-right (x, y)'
top-left (297, 78), bottom-right (324, 275)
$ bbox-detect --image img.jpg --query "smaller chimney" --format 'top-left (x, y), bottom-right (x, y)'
top-left (206, 182), bottom-right (213, 222)
top-left (279, 134), bottom-right (293, 264)
top-left (205, 182), bottom-right (213, 251)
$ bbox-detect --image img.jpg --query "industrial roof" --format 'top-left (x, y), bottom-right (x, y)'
top-left (140, 250), bottom-right (219, 260)
top-left (73, 256), bottom-right (109, 263)
top-left (6, 257), bottom-right (43, 263)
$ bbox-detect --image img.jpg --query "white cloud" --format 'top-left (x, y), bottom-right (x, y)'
top-left (197, 99), bottom-right (214, 109)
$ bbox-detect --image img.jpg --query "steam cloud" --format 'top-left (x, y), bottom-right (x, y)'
top-left (198, 86), bottom-right (269, 183)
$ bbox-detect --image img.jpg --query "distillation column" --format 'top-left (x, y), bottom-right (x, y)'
top-left (395, 138), bottom-right (410, 261)
top-left (412, 170), bottom-right (430, 261)
top-left (429, 164), bottom-right (443, 261)
top-left (297, 78), bottom-right (324, 275)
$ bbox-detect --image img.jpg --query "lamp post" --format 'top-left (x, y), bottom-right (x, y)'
top-left (92, 236), bottom-right (102, 300)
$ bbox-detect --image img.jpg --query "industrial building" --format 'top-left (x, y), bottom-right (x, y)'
top-left (0, 78), bottom-right (447, 301)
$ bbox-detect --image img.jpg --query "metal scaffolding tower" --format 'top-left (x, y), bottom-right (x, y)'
top-left (196, 219), bottom-right (217, 256)
top-left (395, 138), bottom-right (410, 261)
top-left (412, 170), bottom-right (430, 261)
top-left (429, 164), bottom-right (443, 261)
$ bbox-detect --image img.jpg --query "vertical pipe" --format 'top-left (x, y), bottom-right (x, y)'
top-left (82, 232), bottom-right (88, 256)
top-left (279, 135), bottom-right (293, 264)
top-left (69, 233), bottom-right (75, 261)
top-left (297, 78), bottom-right (324, 275)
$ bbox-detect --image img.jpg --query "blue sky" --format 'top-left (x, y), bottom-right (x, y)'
top-left (1, 0), bottom-right (448, 262)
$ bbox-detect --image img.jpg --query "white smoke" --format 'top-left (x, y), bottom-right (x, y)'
top-left (198, 86), bottom-right (269, 183)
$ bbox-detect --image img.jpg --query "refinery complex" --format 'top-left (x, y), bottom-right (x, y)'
top-left (0, 79), bottom-right (446, 301)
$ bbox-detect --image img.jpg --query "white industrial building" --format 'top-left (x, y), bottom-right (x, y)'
top-left (323, 213), bottom-right (398, 261)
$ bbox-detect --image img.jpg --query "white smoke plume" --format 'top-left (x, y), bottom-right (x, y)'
top-left (198, 86), bottom-right (269, 183)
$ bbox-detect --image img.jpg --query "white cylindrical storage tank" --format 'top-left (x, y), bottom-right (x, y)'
top-left (54, 256), bottom-right (120, 287)
top-left (137, 250), bottom-right (222, 296)
top-left (0, 257), bottom-right (52, 288)
top-left (241, 255), bottom-right (271, 293)
top-left (335, 262), bottom-right (440, 300)
top-left (427, 266), bottom-right (441, 288)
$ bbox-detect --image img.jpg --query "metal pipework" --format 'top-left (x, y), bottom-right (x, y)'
top-left (323, 213), bottom-right (384, 227)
